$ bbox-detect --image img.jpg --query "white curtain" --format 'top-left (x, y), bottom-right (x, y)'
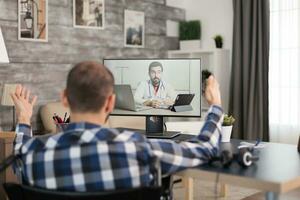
top-left (269, 0), bottom-right (300, 144)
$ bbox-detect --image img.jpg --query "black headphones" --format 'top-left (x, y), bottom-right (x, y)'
top-left (211, 147), bottom-right (259, 168)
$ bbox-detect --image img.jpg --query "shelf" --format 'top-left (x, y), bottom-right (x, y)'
top-left (168, 49), bottom-right (229, 55)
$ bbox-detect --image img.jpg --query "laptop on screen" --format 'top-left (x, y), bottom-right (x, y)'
top-left (114, 85), bottom-right (152, 112)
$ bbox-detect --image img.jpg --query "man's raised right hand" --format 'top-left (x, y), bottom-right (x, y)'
top-left (204, 76), bottom-right (222, 106)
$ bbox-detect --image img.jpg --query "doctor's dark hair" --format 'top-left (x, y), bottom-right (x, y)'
top-left (66, 61), bottom-right (114, 113)
top-left (148, 61), bottom-right (163, 72)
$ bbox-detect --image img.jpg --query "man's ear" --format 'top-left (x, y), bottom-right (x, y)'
top-left (105, 94), bottom-right (115, 113)
top-left (60, 89), bottom-right (69, 108)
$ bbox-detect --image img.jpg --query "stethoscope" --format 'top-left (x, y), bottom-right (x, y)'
top-left (147, 80), bottom-right (166, 99)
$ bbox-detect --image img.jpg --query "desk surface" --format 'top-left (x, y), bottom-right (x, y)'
top-left (178, 139), bottom-right (300, 194)
top-left (112, 103), bottom-right (201, 117)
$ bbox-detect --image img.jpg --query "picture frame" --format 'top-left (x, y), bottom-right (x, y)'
top-left (73, 0), bottom-right (105, 29)
top-left (18, 0), bottom-right (48, 42)
top-left (124, 10), bottom-right (145, 48)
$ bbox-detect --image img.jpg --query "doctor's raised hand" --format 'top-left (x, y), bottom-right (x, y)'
top-left (10, 85), bottom-right (37, 125)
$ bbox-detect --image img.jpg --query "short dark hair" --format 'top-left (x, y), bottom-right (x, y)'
top-left (148, 61), bottom-right (163, 72)
top-left (66, 61), bottom-right (114, 113)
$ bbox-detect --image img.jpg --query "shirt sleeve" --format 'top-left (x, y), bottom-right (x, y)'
top-left (134, 81), bottom-right (148, 105)
top-left (13, 124), bottom-right (33, 154)
top-left (148, 105), bottom-right (223, 175)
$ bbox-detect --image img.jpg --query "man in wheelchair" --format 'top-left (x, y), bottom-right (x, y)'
top-left (10, 61), bottom-right (223, 199)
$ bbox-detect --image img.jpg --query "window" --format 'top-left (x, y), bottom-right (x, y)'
top-left (269, 0), bottom-right (300, 144)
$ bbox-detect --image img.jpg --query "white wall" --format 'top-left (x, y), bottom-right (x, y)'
top-left (183, 0), bottom-right (233, 50)
top-left (166, 0), bottom-right (234, 51)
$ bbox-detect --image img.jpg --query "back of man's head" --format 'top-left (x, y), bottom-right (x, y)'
top-left (66, 61), bottom-right (114, 113)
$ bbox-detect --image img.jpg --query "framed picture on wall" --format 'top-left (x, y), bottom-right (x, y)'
top-left (18, 0), bottom-right (48, 42)
top-left (124, 10), bottom-right (145, 48)
top-left (73, 0), bottom-right (105, 29)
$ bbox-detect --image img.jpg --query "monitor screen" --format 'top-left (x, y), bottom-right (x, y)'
top-left (104, 59), bottom-right (201, 117)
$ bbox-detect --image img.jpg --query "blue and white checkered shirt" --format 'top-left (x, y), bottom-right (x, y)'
top-left (13, 105), bottom-right (223, 192)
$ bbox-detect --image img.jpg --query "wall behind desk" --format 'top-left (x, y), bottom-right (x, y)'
top-left (0, 0), bottom-right (184, 131)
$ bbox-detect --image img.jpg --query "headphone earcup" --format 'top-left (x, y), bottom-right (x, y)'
top-left (237, 148), bottom-right (254, 167)
top-left (220, 150), bottom-right (233, 167)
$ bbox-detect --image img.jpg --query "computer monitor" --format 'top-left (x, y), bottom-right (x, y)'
top-left (104, 58), bottom-right (201, 138)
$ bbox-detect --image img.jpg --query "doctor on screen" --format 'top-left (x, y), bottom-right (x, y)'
top-left (134, 61), bottom-right (177, 108)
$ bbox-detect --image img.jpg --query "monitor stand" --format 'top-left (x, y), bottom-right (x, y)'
top-left (145, 116), bottom-right (180, 139)
top-left (115, 116), bottom-right (180, 139)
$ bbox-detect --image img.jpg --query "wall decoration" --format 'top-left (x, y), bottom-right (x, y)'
top-left (124, 10), bottom-right (145, 48)
top-left (18, 0), bottom-right (48, 42)
top-left (73, 0), bottom-right (105, 29)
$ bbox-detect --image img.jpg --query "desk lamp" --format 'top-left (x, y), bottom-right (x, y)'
top-left (0, 27), bottom-right (9, 63)
top-left (0, 27), bottom-right (13, 130)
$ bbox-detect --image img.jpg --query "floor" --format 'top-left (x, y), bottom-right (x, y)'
top-left (173, 178), bottom-right (300, 200)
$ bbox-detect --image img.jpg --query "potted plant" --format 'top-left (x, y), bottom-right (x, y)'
top-left (213, 35), bottom-right (223, 48)
top-left (221, 114), bottom-right (235, 142)
top-left (179, 20), bottom-right (201, 50)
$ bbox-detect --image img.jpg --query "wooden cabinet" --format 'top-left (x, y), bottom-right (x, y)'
top-left (0, 132), bottom-right (17, 200)
top-left (168, 49), bottom-right (231, 113)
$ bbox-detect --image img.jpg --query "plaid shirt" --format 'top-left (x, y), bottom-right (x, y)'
top-left (13, 105), bottom-right (223, 192)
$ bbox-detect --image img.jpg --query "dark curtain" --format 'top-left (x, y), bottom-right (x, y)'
top-left (229, 0), bottom-right (270, 141)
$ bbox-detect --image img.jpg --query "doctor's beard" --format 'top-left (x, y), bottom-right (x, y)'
top-left (151, 78), bottom-right (160, 87)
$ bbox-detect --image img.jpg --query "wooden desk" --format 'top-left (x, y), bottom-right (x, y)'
top-left (0, 132), bottom-right (17, 200)
top-left (177, 139), bottom-right (300, 200)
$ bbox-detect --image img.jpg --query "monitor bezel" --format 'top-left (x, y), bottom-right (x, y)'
top-left (103, 58), bottom-right (202, 118)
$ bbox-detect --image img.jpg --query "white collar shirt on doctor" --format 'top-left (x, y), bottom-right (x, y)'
top-left (134, 79), bottom-right (177, 105)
